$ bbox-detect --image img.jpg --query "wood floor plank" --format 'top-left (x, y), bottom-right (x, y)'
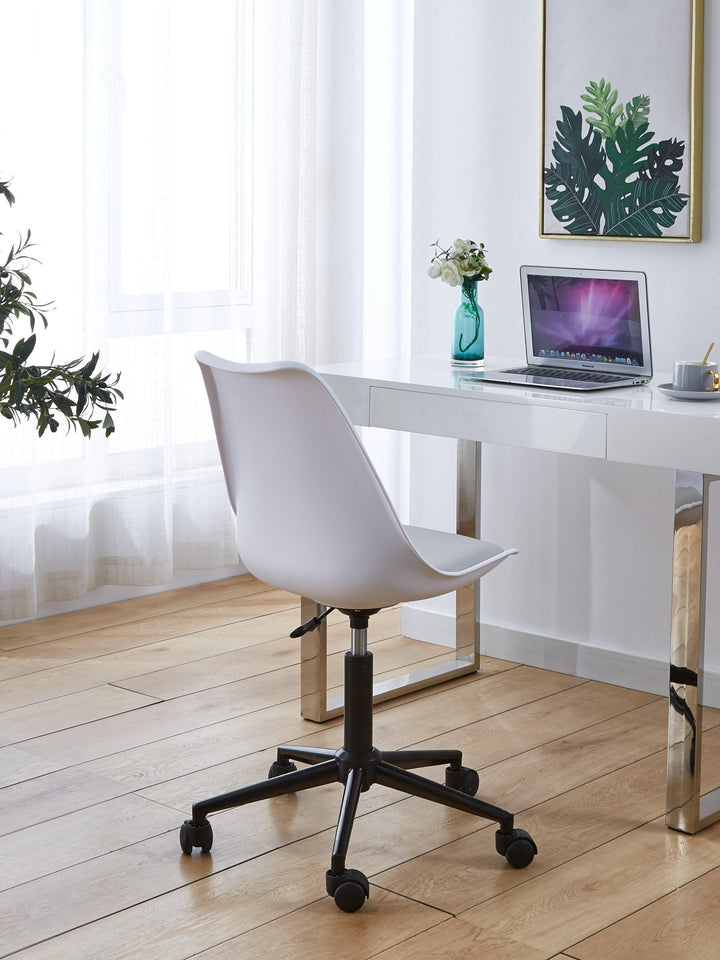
top-left (570, 864), bottom-right (720, 960)
top-left (112, 630), bottom-right (440, 700)
top-left (457, 817), bottom-right (720, 956)
top-left (0, 794), bottom-right (180, 890)
top-left (403, 681), bottom-right (656, 771)
top-left (0, 575), bottom-right (268, 650)
top-left (0, 611), bottom-right (302, 704)
top-left (0, 654), bottom-right (44, 682)
top-left (0, 745), bottom-right (64, 788)
top-left (196, 888), bottom-right (448, 960)
top-left (303, 665), bottom-right (586, 756)
top-left (0, 588), bottom-right (299, 668)
top-left (0, 605), bottom-right (403, 709)
top-left (15, 666), bottom-right (308, 767)
top-left (371, 916), bottom-right (549, 960)
top-left (0, 764), bottom-right (133, 835)
top-left (0, 685), bottom-right (158, 746)
top-left (10, 661), bottom-right (547, 780)
top-left (473, 697), bottom-right (671, 815)
top-left (83, 701), bottom-right (338, 792)
top-left (0, 607), bottom-right (402, 710)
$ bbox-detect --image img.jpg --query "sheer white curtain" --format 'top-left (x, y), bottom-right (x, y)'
top-left (0, 0), bottom-right (413, 622)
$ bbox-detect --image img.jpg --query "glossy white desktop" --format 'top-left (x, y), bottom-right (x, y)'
top-left (299, 355), bottom-right (720, 835)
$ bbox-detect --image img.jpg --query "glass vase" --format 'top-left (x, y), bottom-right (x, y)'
top-left (452, 277), bottom-right (484, 366)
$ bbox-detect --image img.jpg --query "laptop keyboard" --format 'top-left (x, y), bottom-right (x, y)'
top-left (506, 366), bottom-right (628, 383)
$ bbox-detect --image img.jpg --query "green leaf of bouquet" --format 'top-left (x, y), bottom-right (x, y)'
top-left (604, 178), bottom-right (689, 236)
top-left (638, 137), bottom-right (685, 186)
top-left (600, 120), bottom-right (656, 206)
top-left (624, 95), bottom-right (650, 130)
top-left (581, 79), bottom-right (625, 140)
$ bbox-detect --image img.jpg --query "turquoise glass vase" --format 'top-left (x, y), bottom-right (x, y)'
top-left (452, 277), bottom-right (484, 366)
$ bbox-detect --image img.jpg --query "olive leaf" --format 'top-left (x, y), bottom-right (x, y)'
top-left (1, 175), bottom-right (123, 437)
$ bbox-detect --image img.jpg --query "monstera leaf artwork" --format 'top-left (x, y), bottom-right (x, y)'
top-left (544, 79), bottom-right (689, 237)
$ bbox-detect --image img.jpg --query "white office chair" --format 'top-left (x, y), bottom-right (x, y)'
top-left (180, 353), bottom-right (536, 912)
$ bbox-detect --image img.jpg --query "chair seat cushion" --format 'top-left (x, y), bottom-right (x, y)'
top-left (403, 525), bottom-right (507, 575)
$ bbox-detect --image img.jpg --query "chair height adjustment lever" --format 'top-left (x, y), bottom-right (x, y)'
top-left (290, 606), bottom-right (335, 638)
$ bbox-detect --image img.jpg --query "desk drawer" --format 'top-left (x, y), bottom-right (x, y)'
top-left (370, 386), bottom-right (607, 457)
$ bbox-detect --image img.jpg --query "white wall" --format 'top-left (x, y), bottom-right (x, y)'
top-left (409, 0), bottom-right (720, 676)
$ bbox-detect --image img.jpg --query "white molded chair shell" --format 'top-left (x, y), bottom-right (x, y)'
top-left (196, 352), bottom-right (516, 610)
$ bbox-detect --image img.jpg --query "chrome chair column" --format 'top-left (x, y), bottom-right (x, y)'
top-left (666, 471), bottom-right (720, 833)
top-left (300, 439), bottom-right (481, 722)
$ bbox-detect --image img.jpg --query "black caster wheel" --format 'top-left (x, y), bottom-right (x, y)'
top-left (495, 828), bottom-right (537, 869)
top-left (179, 819), bottom-right (213, 855)
top-left (326, 868), bottom-right (369, 913)
top-left (268, 758), bottom-right (297, 778)
top-left (445, 764), bottom-right (480, 796)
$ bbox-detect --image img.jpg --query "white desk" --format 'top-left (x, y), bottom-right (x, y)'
top-left (301, 355), bottom-right (720, 834)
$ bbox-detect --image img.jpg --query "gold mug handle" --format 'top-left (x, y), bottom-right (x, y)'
top-left (708, 369), bottom-right (720, 392)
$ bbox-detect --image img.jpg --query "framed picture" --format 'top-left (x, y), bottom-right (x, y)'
top-left (541, 0), bottom-right (704, 242)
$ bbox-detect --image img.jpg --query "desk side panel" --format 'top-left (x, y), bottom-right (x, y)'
top-left (369, 387), bottom-right (607, 458)
top-left (322, 375), bottom-right (371, 426)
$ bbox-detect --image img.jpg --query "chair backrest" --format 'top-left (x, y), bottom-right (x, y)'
top-left (196, 352), bottom-right (447, 609)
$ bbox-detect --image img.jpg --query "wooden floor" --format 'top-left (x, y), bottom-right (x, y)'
top-left (1, 575), bottom-right (720, 959)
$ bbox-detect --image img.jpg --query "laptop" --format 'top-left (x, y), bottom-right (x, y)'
top-left (462, 265), bottom-right (652, 391)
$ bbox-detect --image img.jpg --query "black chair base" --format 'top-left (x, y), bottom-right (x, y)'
top-left (180, 631), bottom-right (537, 912)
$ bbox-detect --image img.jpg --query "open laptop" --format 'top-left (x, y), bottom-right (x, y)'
top-left (462, 265), bottom-right (652, 391)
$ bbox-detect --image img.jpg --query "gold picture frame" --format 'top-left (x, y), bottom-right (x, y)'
top-left (540, 0), bottom-right (704, 242)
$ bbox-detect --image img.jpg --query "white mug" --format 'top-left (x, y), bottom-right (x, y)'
top-left (673, 361), bottom-right (720, 393)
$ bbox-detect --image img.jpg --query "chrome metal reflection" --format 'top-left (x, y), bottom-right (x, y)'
top-left (666, 472), bottom-right (720, 833)
top-left (351, 627), bottom-right (368, 657)
top-left (456, 439), bottom-right (482, 668)
top-left (300, 596), bottom-right (329, 721)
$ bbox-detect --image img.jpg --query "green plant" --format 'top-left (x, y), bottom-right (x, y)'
top-left (0, 176), bottom-right (122, 437)
top-left (544, 79), bottom-right (688, 237)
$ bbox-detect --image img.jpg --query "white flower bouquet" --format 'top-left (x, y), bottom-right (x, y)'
top-left (427, 238), bottom-right (491, 287)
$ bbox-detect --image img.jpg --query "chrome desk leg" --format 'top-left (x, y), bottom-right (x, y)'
top-left (300, 439), bottom-right (481, 722)
top-left (299, 596), bottom-right (330, 722)
top-left (666, 471), bottom-right (720, 832)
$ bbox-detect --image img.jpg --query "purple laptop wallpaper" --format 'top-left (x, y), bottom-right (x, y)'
top-left (527, 274), bottom-right (643, 366)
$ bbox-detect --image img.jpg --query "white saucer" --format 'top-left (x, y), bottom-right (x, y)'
top-left (658, 382), bottom-right (720, 401)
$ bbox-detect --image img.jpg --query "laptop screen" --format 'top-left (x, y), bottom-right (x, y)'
top-left (520, 266), bottom-right (652, 377)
